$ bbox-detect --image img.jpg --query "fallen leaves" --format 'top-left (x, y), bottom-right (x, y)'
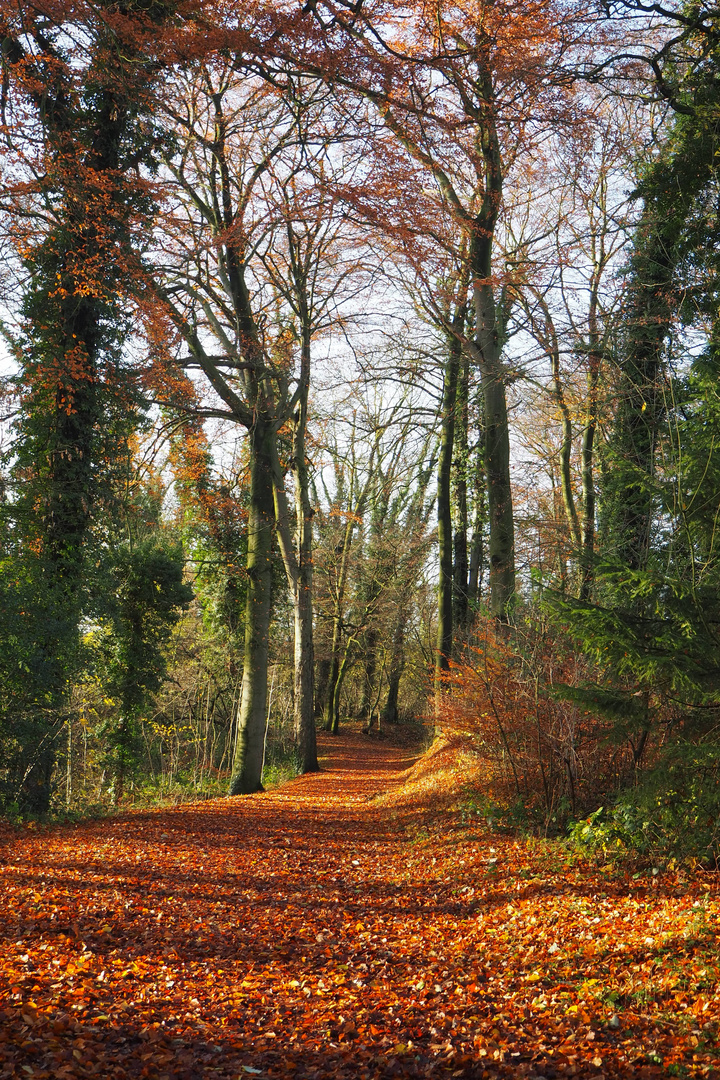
top-left (0, 730), bottom-right (718, 1078)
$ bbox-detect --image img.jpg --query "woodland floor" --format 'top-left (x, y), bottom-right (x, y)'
top-left (1, 730), bottom-right (719, 1080)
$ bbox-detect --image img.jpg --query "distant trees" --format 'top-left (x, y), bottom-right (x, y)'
top-left (511, 103), bottom-right (638, 598)
top-left (304, 0), bottom-right (587, 620)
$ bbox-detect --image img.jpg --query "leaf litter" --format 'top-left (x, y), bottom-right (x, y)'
top-left (0, 730), bottom-right (718, 1079)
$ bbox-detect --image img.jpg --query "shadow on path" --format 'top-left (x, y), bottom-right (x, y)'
top-left (0, 730), bottom-right (711, 1079)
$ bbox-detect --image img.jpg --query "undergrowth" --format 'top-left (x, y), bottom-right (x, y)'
top-left (262, 736), bottom-right (302, 789)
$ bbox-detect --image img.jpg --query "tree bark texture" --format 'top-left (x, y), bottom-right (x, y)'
top-left (482, 366), bottom-right (515, 619)
top-left (230, 420), bottom-right (276, 794)
top-left (470, 76), bottom-right (515, 622)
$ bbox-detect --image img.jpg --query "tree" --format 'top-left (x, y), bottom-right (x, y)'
top-left (0, 0), bottom-right (162, 809)
top-left (148, 62), bottom-right (364, 788)
top-left (550, 14), bottom-right (720, 851)
top-left (95, 535), bottom-right (192, 804)
top-left (258, 147), bottom-right (366, 772)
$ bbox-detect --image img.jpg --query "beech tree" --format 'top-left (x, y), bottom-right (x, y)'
top-left (147, 62), bottom-right (365, 789)
top-left (257, 155), bottom-right (368, 772)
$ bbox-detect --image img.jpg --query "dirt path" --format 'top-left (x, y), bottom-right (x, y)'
top-left (0, 733), bottom-right (718, 1079)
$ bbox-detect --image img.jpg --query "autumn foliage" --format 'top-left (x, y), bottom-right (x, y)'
top-left (435, 621), bottom-right (651, 829)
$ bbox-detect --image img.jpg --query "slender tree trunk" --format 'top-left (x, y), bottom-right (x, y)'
top-left (230, 419), bottom-right (275, 795)
top-left (453, 349), bottom-right (470, 632)
top-left (550, 332), bottom-right (581, 554)
top-left (359, 626), bottom-right (378, 725)
top-left (315, 656), bottom-right (331, 719)
top-left (468, 430), bottom-right (486, 608)
top-left (551, 469), bottom-right (569, 592)
top-left (324, 620), bottom-right (343, 733)
top-left (323, 513), bottom-right (353, 735)
top-left (435, 334), bottom-right (461, 693)
top-left (290, 331), bottom-right (318, 772)
top-left (294, 559), bottom-right (317, 771)
top-left (331, 637), bottom-right (355, 735)
top-left (580, 349), bottom-right (600, 600)
top-left (322, 447), bottom-right (375, 734)
top-left (382, 607), bottom-right (407, 724)
top-left (383, 669), bottom-right (401, 725)
top-left (579, 257), bottom-right (603, 600)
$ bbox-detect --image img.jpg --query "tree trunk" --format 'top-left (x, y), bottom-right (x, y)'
top-left (4, 30), bottom-right (136, 812)
top-left (608, 202), bottom-right (674, 572)
top-left (578, 238), bottom-right (604, 600)
top-left (331, 636), bottom-right (355, 735)
top-left (322, 445), bottom-right (375, 734)
top-left (435, 334), bottom-right (461, 693)
top-left (324, 621), bottom-right (342, 733)
top-left (267, 327), bottom-right (318, 773)
top-left (230, 419), bottom-right (275, 795)
top-left (580, 349), bottom-right (600, 600)
top-left (359, 626), bottom-right (378, 724)
top-left (294, 557), bottom-right (317, 772)
top-left (467, 428), bottom-right (486, 608)
top-left (314, 656), bottom-right (331, 719)
top-left (453, 349), bottom-right (470, 632)
top-left (382, 607), bottom-right (407, 724)
top-left (290, 331), bottom-right (318, 772)
top-left (478, 341), bottom-right (515, 620)
top-left (549, 327), bottom-right (581, 555)
top-left (470, 84), bottom-right (515, 622)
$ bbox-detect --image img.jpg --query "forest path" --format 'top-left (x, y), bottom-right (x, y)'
top-left (1, 730), bottom-right (718, 1080)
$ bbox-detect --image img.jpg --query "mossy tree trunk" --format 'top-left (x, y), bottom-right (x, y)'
top-left (272, 323), bottom-right (318, 773)
top-left (230, 419), bottom-right (276, 794)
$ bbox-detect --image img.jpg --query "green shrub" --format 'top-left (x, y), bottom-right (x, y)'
top-left (569, 740), bottom-right (720, 864)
